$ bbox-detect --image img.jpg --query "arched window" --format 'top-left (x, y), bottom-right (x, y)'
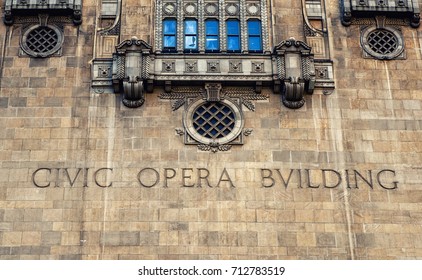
top-left (247, 19), bottom-right (262, 52)
top-left (226, 19), bottom-right (240, 52)
top-left (184, 19), bottom-right (198, 52)
top-left (163, 18), bottom-right (177, 51)
top-left (205, 19), bottom-right (219, 52)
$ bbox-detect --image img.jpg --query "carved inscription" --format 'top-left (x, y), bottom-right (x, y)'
top-left (31, 167), bottom-right (399, 190)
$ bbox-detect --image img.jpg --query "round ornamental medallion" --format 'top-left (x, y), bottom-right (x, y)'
top-left (246, 3), bottom-right (260, 15)
top-left (184, 98), bottom-right (243, 145)
top-left (205, 3), bottom-right (218, 16)
top-left (225, 4), bottom-right (239, 16)
top-left (21, 25), bottom-right (63, 58)
top-left (163, 3), bottom-right (176, 15)
top-left (361, 27), bottom-right (404, 60)
top-left (184, 3), bottom-right (197, 15)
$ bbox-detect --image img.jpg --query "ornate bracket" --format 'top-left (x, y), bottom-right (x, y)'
top-left (341, 0), bottom-right (420, 28)
top-left (112, 37), bottom-right (152, 108)
top-left (4, 0), bottom-right (82, 26)
top-left (273, 38), bottom-right (315, 109)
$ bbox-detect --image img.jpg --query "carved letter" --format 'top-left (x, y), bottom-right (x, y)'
top-left (297, 169), bottom-right (303, 188)
top-left (345, 169), bottom-right (353, 189)
top-left (377, 169), bottom-right (399, 190)
top-left (216, 168), bottom-right (235, 188)
top-left (275, 169), bottom-right (295, 188)
top-left (182, 168), bottom-right (195, 187)
top-left (354, 170), bottom-right (373, 189)
top-left (83, 168), bottom-right (89, 187)
top-left (163, 168), bottom-right (176, 188)
top-left (94, 168), bottom-right (113, 188)
top-left (63, 168), bottom-right (83, 187)
top-left (305, 169), bottom-right (320, 188)
top-left (322, 169), bottom-right (342, 188)
top-left (197, 168), bottom-right (213, 188)
top-left (261, 169), bottom-right (275, 188)
top-left (137, 168), bottom-right (159, 188)
top-left (32, 168), bottom-right (51, 188)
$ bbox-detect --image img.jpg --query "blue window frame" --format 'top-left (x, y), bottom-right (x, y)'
top-left (163, 19), bottom-right (177, 50)
top-left (226, 20), bottom-right (240, 52)
top-left (205, 19), bottom-right (219, 52)
top-left (247, 20), bottom-right (262, 52)
top-left (184, 19), bottom-right (198, 51)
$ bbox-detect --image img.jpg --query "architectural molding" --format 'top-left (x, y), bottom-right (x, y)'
top-left (4, 0), bottom-right (82, 26)
top-left (340, 0), bottom-right (420, 28)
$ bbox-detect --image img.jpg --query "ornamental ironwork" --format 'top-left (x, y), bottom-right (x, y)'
top-left (21, 25), bottom-right (63, 57)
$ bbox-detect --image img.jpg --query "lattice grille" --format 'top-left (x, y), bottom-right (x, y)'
top-left (26, 26), bottom-right (59, 54)
top-left (367, 29), bottom-right (398, 55)
top-left (193, 102), bottom-right (235, 139)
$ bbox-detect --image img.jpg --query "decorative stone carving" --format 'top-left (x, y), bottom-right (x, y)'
top-left (4, 0), bottom-right (82, 25)
top-left (225, 3), bottom-right (239, 16)
top-left (184, 3), bottom-right (197, 15)
top-left (159, 84), bottom-right (268, 152)
top-left (360, 24), bottom-right (405, 60)
top-left (251, 62), bottom-right (264, 73)
top-left (274, 38), bottom-right (316, 109)
top-left (162, 61), bottom-right (176, 73)
top-left (112, 37), bottom-right (152, 108)
top-left (340, 0), bottom-right (420, 28)
top-left (207, 61), bottom-right (220, 73)
top-left (229, 60), bottom-right (242, 73)
top-left (20, 18), bottom-right (64, 58)
top-left (205, 3), bottom-right (218, 16)
top-left (185, 61), bottom-right (198, 73)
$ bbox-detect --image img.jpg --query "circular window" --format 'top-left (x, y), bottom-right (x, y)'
top-left (361, 27), bottom-right (404, 60)
top-left (193, 102), bottom-right (235, 139)
top-left (184, 98), bottom-right (243, 145)
top-left (21, 25), bottom-right (63, 58)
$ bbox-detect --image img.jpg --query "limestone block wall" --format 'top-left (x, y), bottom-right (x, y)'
top-left (0, 0), bottom-right (421, 259)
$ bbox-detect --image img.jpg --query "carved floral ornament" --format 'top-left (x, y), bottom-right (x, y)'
top-left (160, 84), bottom-right (268, 152)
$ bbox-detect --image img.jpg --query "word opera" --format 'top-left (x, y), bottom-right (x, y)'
top-left (31, 167), bottom-right (399, 190)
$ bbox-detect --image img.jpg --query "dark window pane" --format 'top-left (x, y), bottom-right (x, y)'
top-left (206, 37), bottom-right (219, 50)
top-left (164, 36), bottom-right (176, 48)
top-left (206, 20), bottom-right (218, 35)
top-left (227, 36), bottom-right (240, 51)
top-left (226, 20), bottom-right (240, 51)
top-left (184, 20), bottom-right (197, 50)
top-left (205, 20), bottom-right (219, 51)
top-left (248, 20), bottom-right (262, 51)
top-left (247, 20), bottom-right (261, 35)
top-left (185, 36), bottom-right (197, 49)
top-left (163, 19), bottom-right (176, 34)
top-left (248, 37), bottom-right (261, 51)
top-left (185, 20), bottom-right (197, 35)
top-left (226, 20), bottom-right (240, 35)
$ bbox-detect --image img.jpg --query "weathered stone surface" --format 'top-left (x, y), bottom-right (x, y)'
top-left (0, 0), bottom-right (422, 260)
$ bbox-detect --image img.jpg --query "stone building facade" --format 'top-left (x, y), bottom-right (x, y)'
top-left (0, 0), bottom-right (422, 259)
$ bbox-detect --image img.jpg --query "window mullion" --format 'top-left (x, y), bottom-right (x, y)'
top-left (177, 0), bottom-right (184, 52)
top-left (219, 0), bottom-right (226, 52)
top-left (156, 0), bottom-right (163, 52)
top-left (239, 0), bottom-right (247, 53)
top-left (198, 0), bottom-right (205, 52)
top-left (260, 0), bottom-right (269, 52)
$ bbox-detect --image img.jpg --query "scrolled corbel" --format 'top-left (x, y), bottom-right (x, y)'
top-left (273, 38), bottom-right (316, 109)
top-left (112, 37), bottom-right (152, 108)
